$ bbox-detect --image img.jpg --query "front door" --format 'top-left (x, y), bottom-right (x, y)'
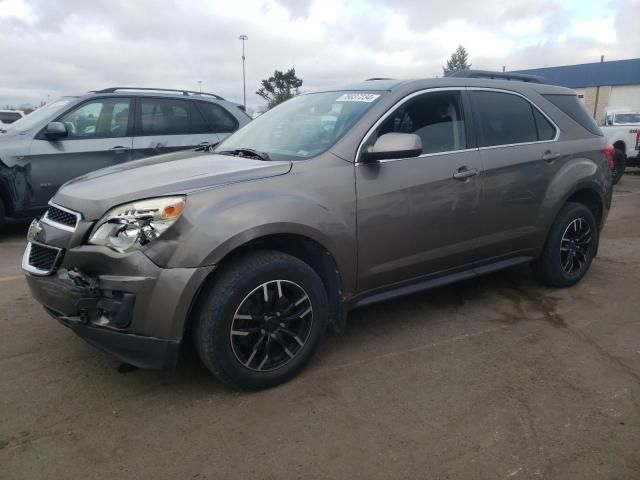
top-left (356, 89), bottom-right (483, 293)
top-left (25, 97), bottom-right (133, 206)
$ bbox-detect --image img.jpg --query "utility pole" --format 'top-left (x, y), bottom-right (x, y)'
top-left (239, 34), bottom-right (248, 110)
top-left (197, 80), bottom-right (202, 93)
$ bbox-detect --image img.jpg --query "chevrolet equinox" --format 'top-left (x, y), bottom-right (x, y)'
top-left (23, 73), bottom-right (612, 390)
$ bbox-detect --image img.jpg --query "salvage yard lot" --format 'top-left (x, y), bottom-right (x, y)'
top-left (2, 175), bottom-right (640, 480)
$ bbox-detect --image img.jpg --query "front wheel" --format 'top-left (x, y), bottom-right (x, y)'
top-left (194, 250), bottom-right (328, 390)
top-left (532, 202), bottom-right (598, 288)
top-left (611, 149), bottom-right (626, 185)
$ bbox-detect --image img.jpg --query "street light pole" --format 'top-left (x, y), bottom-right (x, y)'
top-left (239, 34), bottom-right (248, 110)
top-left (197, 80), bottom-right (202, 93)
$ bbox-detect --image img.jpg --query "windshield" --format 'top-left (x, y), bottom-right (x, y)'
top-left (216, 91), bottom-right (384, 161)
top-left (613, 113), bottom-right (640, 125)
top-left (3, 97), bottom-right (75, 132)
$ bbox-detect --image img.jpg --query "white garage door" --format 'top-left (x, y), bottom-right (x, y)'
top-left (608, 85), bottom-right (640, 111)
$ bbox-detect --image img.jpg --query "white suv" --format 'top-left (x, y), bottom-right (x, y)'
top-left (0, 109), bottom-right (25, 125)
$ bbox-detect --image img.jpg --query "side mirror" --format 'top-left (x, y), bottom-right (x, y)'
top-left (361, 133), bottom-right (422, 162)
top-left (44, 121), bottom-right (68, 140)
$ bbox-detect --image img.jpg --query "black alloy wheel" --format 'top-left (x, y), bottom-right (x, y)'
top-left (230, 279), bottom-right (314, 372)
top-left (559, 217), bottom-right (592, 275)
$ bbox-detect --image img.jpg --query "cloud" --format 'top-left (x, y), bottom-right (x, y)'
top-left (0, 0), bottom-right (637, 110)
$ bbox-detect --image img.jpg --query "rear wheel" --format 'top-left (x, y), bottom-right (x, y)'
top-left (532, 202), bottom-right (598, 288)
top-left (611, 149), bottom-right (626, 185)
top-left (194, 250), bottom-right (328, 390)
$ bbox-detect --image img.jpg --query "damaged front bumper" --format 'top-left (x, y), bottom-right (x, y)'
top-left (23, 234), bottom-right (214, 369)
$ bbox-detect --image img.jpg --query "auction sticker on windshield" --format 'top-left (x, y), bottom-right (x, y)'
top-left (336, 93), bottom-right (380, 102)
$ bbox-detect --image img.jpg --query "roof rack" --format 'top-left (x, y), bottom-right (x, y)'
top-left (445, 69), bottom-right (545, 84)
top-left (92, 87), bottom-right (225, 100)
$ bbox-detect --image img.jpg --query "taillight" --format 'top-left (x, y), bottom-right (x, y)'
top-left (604, 143), bottom-right (615, 170)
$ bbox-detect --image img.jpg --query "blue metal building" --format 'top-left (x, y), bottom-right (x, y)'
top-left (514, 58), bottom-right (640, 122)
top-left (513, 58), bottom-right (640, 89)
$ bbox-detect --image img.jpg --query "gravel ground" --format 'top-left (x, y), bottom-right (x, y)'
top-left (2, 173), bottom-right (640, 479)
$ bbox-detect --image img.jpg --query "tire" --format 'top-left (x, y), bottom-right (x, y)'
top-left (194, 250), bottom-right (329, 390)
top-left (532, 202), bottom-right (598, 288)
top-left (611, 149), bottom-right (626, 185)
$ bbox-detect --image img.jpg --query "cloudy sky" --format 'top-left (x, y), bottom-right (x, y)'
top-left (1, 0), bottom-right (638, 111)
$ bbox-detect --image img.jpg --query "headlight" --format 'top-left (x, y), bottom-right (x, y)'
top-left (88, 196), bottom-right (186, 252)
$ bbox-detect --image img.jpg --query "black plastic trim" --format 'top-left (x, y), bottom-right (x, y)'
top-left (46, 308), bottom-right (180, 369)
top-left (347, 250), bottom-right (538, 310)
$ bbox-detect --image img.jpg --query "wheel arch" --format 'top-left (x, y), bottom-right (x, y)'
top-left (185, 232), bottom-right (347, 337)
top-left (564, 187), bottom-right (604, 228)
top-left (613, 140), bottom-right (626, 154)
top-left (0, 166), bottom-right (15, 216)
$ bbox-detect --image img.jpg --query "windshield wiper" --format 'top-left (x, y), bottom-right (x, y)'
top-left (217, 148), bottom-right (270, 161)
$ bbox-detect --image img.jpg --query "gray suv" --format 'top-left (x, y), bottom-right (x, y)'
top-left (0, 88), bottom-right (250, 230)
top-left (23, 73), bottom-right (612, 390)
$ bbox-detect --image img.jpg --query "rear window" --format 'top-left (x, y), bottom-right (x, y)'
top-left (543, 94), bottom-right (602, 136)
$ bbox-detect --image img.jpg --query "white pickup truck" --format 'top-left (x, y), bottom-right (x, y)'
top-left (601, 111), bottom-right (640, 184)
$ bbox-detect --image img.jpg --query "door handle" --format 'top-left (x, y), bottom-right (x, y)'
top-left (542, 150), bottom-right (561, 162)
top-left (452, 166), bottom-right (478, 180)
top-left (109, 146), bottom-right (130, 154)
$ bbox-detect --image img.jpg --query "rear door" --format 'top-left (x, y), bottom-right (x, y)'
top-left (25, 96), bottom-right (133, 205)
top-left (356, 89), bottom-right (483, 292)
top-left (470, 88), bottom-right (560, 259)
top-left (131, 97), bottom-right (220, 159)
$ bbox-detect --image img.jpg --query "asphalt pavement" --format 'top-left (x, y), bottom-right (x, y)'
top-left (2, 173), bottom-right (640, 479)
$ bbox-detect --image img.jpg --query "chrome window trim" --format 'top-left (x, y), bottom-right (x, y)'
top-left (467, 87), bottom-right (561, 149)
top-left (41, 201), bottom-right (81, 232)
top-left (355, 86), bottom-right (561, 165)
top-left (374, 147), bottom-right (479, 164)
top-left (22, 241), bottom-right (63, 276)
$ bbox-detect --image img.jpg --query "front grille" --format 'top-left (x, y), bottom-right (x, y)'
top-left (27, 243), bottom-right (63, 274)
top-left (44, 205), bottom-right (79, 229)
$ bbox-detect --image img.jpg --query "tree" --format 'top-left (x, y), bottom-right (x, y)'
top-left (443, 45), bottom-right (471, 76)
top-left (256, 68), bottom-right (303, 110)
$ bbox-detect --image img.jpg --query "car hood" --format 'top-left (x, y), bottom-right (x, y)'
top-left (53, 149), bottom-right (292, 220)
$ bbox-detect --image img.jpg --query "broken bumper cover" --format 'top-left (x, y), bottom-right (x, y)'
top-left (46, 307), bottom-right (181, 369)
top-left (24, 246), bottom-right (215, 369)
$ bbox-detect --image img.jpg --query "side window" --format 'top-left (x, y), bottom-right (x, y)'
top-left (543, 94), bottom-right (602, 136)
top-left (472, 91), bottom-right (538, 147)
top-left (196, 102), bottom-right (239, 133)
top-left (57, 98), bottom-right (131, 139)
top-left (0, 112), bottom-right (21, 123)
top-left (376, 91), bottom-right (467, 155)
top-left (189, 103), bottom-right (210, 134)
top-left (137, 98), bottom-right (191, 136)
top-left (533, 108), bottom-right (556, 141)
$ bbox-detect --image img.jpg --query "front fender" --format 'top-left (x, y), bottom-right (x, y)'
top-left (144, 157), bottom-right (358, 293)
